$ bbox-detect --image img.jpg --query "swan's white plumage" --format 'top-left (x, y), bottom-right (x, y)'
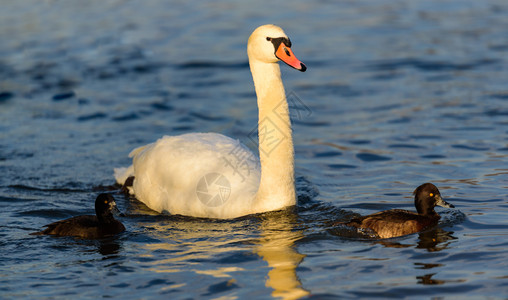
top-left (115, 24), bottom-right (303, 218)
top-left (117, 133), bottom-right (261, 218)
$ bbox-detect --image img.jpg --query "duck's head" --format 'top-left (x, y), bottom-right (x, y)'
top-left (248, 24), bottom-right (306, 72)
top-left (413, 183), bottom-right (454, 215)
top-left (95, 193), bottom-right (122, 221)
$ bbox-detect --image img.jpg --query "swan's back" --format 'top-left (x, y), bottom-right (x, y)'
top-left (124, 133), bottom-right (261, 218)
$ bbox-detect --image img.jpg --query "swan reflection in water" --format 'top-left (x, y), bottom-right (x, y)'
top-left (136, 207), bottom-right (308, 299)
top-left (254, 210), bottom-right (309, 299)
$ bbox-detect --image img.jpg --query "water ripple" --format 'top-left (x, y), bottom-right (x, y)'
top-left (356, 153), bottom-right (392, 162)
top-left (362, 58), bottom-right (500, 72)
top-left (175, 61), bottom-right (248, 70)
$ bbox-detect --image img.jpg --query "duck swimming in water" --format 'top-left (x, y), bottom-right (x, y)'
top-left (337, 183), bottom-right (455, 239)
top-left (31, 193), bottom-right (125, 239)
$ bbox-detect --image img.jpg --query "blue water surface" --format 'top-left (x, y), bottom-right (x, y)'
top-left (1, 1), bottom-right (507, 299)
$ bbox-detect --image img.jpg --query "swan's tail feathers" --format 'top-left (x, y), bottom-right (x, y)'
top-left (114, 165), bottom-right (134, 186)
top-left (128, 144), bottom-right (148, 158)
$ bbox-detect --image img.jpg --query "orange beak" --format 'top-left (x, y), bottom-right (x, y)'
top-left (275, 43), bottom-right (306, 72)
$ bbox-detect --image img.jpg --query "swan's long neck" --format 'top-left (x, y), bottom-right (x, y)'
top-left (250, 60), bottom-right (296, 212)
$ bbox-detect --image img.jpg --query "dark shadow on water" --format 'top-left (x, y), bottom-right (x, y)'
top-left (416, 228), bottom-right (457, 251)
top-left (416, 273), bottom-right (465, 285)
top-left (77, 112), bottom-right (108, 122)
top-left (0, 91), bottom-right (14, 102)
top-left (201, 279), bottom-right (240, 297)
top-left (96, 238), bottom-right (123, 257)
top-left (52, 91), bottom-right (75, 101)
top-left (376, 227), bottom-right (458, 252)
top-left (356, 152), bottom-right (392, 162)
top-left (32, 232), bottom-right (126, 259)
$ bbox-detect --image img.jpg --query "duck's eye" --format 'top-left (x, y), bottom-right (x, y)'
top-left (266, 37), bottom-right (271, 41)
top-left (429, 193), bottom-right (434, 197)
top-left (104, 200), bottom-right (108, 204)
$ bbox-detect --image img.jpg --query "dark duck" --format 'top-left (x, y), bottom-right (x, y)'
top-left (338, 183), bottom-right (455, 239)
top-left (31, 193), bottom-right (125, 239)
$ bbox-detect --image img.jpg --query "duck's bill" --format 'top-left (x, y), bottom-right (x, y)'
top-left (110, 201), bottom-right (125, 216)
top-left (275, 43), bottom-right (306, 72)
top-left (436, 196), bottom-right (455, 208)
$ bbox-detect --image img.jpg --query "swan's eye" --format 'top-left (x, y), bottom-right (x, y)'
top-left (266, 37), bottom-right (272, 41)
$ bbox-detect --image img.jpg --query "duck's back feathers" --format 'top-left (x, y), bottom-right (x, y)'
top-left (345, 209), bottom-right (439, 239)
top-left (31, 215), bottom-right (125, 239)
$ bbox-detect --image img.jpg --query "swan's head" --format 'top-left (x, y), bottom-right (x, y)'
top-left (248, 24), bottom-right (306, 72)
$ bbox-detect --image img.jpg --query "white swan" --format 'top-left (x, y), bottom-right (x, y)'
top-left (114, 24), bottom-right (306, 219)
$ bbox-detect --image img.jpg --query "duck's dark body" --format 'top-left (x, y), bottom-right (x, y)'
top-left (32, 215), bottom-right (125, 239)
top-left (31, 194), bottom-right (125, 239)
top-left (345, 209), bottom-right (440, 239)
top-left (340, 183), bottom-right (454, 239)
